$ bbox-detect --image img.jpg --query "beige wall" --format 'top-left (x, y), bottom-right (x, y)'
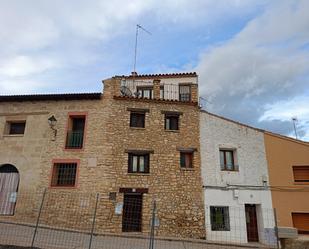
top-left (264, 132), bottom-right (309, 227)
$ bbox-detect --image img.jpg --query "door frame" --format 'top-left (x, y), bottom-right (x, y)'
top-left (0, 164), bottom-right (20, 216)
top-left (245, 204), bottom-right (259, 242)
top-left (122, 192), bottom-right (143, 232)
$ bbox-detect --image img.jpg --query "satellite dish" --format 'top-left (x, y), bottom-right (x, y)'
top-left (134, 91), bottom-right (140, 97)
top-left (120, 86), bottom-right (133, 97)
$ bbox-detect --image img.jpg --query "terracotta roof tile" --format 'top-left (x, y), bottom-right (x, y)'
top-left (119, 72), bottom-right (197, 79)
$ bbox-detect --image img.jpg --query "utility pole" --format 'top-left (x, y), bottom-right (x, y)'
top-left (292, 117), bottom-right (298, 139)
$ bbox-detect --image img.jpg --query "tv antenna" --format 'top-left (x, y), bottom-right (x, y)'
top-left (292, 117), bottom-right (298, 139)
top-left (133, 24), bottom-right (151, 75)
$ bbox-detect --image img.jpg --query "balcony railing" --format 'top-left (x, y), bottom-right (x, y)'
top-left (66, 131), bottom-right (84, 149)
top-left (120, 79), bottom-right (192, 102)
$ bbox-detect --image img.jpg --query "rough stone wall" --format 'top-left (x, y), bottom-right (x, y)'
top-left (281, 238), bottom-right (309, 249)
top-left (92, 77), bottom-right (205, 238)
top-left (200, 111), bottom-right (270, 187)
top-left (0, 76), bottom-right (205, 239)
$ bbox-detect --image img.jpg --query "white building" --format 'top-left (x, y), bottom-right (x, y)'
top-left (200, 111), bottom-right (276, 245)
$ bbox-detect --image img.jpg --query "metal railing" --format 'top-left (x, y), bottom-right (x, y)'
top-left (120, 79), bottom-right (192, 102)
top-left (66, 131), bottom-right (84, 149)
top-left (0, 190), bottom-right (280, 249)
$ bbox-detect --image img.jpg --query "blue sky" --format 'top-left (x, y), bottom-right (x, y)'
top-left (0, 0), bottom-right (308, 141)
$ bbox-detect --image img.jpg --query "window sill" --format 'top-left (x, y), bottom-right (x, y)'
top-left (127, 173), bottom-right (150, 176)
top-left (180, 167), bottom-right (194, 171)
top-left (64, 147), bottom-right (84, 151)
top-left (130, 127), bottom-right (145, 130)
top-left (3, 134), bottom-right (24, 137)
top-left (49, 186), bottom-right (77, 189)
top-left (294, 181), bottom-right (309, 185)
top-left (164, 129), bottom-right (180, 133)
top-left (221, 169), bottom-right (239, 172)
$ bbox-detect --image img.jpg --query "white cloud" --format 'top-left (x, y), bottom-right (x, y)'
top-left (0, 0), bottom-right (308, 140)
top-left (261, 96), bottom-right (309, 122)
top-left (0, 0), bottom-right (266, 94)
top-left (260, 95), bottom-right (309, 140)
top-left (0, 56), bottom-right (56, 77)
top-left (196, 0), bottom-right (309, 140)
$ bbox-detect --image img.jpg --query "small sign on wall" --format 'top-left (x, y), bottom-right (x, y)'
top-left (87, 158), bottom-right (97, 167)
top-left (9, 192), bottom-right (17, 203)
top-left (115, 202), bottom-right (123, 215)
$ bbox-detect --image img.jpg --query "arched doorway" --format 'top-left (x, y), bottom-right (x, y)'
top-left (0, 164), bottom-right (19, 215)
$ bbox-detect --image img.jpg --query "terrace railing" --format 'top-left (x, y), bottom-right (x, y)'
top-left (120, 79), bottom-right (191, 102)
top-left (66, 131), bottom-right (84, 149)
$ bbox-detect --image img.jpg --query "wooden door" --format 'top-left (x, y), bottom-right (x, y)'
top-left (0, 164), bottom-right (19, 215)
top-left (245, 204), bottom-right (259, 242)
top-left (122, 193), bottom-right (143, 232)
top-left (292, 213), bottom-right (309, 234)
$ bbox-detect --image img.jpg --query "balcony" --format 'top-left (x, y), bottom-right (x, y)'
top-left (66, 131), bottom-right (84, 149)
top-left (119, 79), bottom-right (196, 102)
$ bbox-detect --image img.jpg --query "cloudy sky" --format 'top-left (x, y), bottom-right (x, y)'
top-left (1, 0), bottom-right (308, 140)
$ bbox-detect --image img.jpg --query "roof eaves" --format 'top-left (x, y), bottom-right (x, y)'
top-left (200, 110), bottom-right (264, 133)
top-left (0, 93), bottom-right (102, 102)
top-left (118, 72), bottom-right (197, 79)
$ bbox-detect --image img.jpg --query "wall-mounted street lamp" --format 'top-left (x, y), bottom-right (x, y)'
top-left (48, 115), bottom-right (57, 140)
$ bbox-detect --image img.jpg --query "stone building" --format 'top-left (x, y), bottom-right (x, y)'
top-left (200, 111), bottom-right (275, 245)
top-left (0, 72), bottom-right (205, 238)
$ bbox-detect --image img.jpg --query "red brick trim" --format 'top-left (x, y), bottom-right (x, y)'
top-left (64, 112), bottom-right (88, 151)
top-left (49, 159), bottom-right (80, 189)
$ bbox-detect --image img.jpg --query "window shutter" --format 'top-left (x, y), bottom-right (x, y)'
top-left (128, 154), bottom-right (133, 173)
top-left (293, 166), bottom-right (309, 182)
top-left (180, 153), bottom-right (185, 167)
top-left (144, 154), bottom-right (150, 173)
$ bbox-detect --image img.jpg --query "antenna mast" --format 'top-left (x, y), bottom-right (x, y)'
top-left (292, 117), bottom-right (298, 139)
top-left (133, 24), bottom-right (151, 75)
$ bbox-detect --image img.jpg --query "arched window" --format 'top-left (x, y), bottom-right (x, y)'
top-left (0, 164), bottom-right (19, 215)
top-left (0, 164), bottom-right (19, 173)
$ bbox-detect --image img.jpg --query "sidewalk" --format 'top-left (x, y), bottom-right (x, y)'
top-left (0, 222), bottom-right (273, 249)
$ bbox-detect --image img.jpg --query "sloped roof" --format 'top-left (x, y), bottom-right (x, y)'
top-left (0, 93), bottom-right (102, 102)
top-left (120, 72), bottom-right (197, 79)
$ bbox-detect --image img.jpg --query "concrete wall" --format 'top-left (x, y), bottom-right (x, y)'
top-left (200, 112), bottom-right (274, 244)
top-left (264, 132), bottom-right (309, 228)
top-left (0, 110), bottom-right (50, 192)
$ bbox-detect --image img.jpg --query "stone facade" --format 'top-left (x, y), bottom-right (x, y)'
top-left (0, 73), bottom-right (205, 239)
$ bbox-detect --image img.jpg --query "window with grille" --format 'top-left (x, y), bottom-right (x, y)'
top-left (130, 112), bottom-right (145, 128)
top-left (180, 152), bottom-right (193, 168)
top-left (6, 121), bottom-right (26, 135)
top-left (179, 85), bottom-right (191, 102)
top-left (165, 114), bottom-right (179, 130)
top-left (210, 206), bottom-right (230, 231)
top-left (51, 162), bottom-right (77, 187)
top-left (220, 149), bottom-right (237, 171)
top-left (293, 166), bottom-right (309, 182)
top-left (128, 153), bottom-right (149, 173)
